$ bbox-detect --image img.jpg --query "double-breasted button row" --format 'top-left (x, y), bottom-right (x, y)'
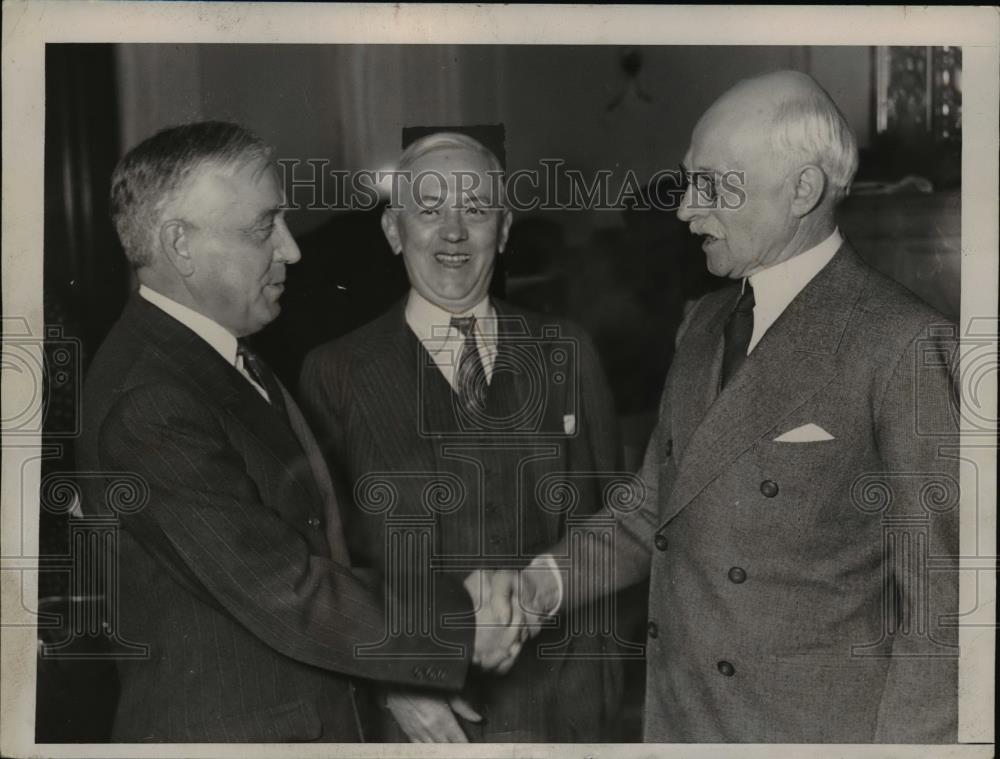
top-left (412, 664), bottom-right (446, 682)
top-left (759, 479), bottom-right (779, 498)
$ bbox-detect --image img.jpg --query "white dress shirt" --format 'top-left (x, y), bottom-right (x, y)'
top-left (404, 289), bottom-right (498, 391)
top-left (745, 228), bottom-right (843, 353)
top-left (138, 285), bottom-right (269, 401)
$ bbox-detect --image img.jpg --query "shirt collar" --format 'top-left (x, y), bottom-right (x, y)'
top-left (138, 284), bottom-right (240, 366)
top-left (404, 289), bottom-right (496, 350)
top-left (746, 227), bottom-right (842, 333)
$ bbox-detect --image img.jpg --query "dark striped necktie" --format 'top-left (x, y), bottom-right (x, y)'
top-left (720, 282), bottom-right (755, 389)
top-left (237, 341), bottom-right (287, 416)
top-left (450, 315), bottom-right (488, 416)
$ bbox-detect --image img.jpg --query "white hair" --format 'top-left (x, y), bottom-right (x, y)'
top-left (770, 90), bottom-right (859, 200)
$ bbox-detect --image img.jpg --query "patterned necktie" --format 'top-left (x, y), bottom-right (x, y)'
top-left (237, 341), bottom-right (287, 416)
top-left (720, 282), bottom-right (755, 389)
top-left (450, 315), bottom-right (488, 416)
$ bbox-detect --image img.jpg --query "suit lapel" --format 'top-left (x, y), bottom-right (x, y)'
top-left (128, 297), bottom-right (326, 519)
top-left (278, 382), bottom-right (350, 560)
top-left (351, 303), bottom-right (439, 515)
top-left (663, 244), bottom-right (869, 525)
top-left (668, 291), bottom-right (730, 459)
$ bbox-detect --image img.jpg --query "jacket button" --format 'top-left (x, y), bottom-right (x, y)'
top-left (647, 621), bottom-right (659, 639)
top-left (717, 660), bottom-right (735, 677)
top-left (654, 534), bottom-right (669, 551)
top-left (728, 567), bottom-right (747, 584)
top-left (664, 438), bottom-right (673, 457)
top-left (760, 480), bottom-right (779, 498)
top-left (307, 516), bottom-right (322, 528)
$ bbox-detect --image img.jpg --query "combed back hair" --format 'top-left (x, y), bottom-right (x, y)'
top-left (770, 89), bottom-right (859, 201)
top-left (110, 121), bottom-right (272, 268)
top-left (394, 132), bottom-right (507, 209)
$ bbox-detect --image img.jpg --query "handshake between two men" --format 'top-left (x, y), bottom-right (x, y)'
top-left (464, 561), bottom-right (564, 673)
top-left (382, 561), bottom-right (566, 743)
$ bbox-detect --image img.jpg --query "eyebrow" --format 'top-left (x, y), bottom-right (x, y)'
top-left (681, 162), bottom-right (720, 175)
top-left (252, 207), bottom-right (281, 226)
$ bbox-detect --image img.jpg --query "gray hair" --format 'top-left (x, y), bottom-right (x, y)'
top-left (110, 121), bottom-right (272, 268)
top-left (770, 90), bottom-right (859, 200)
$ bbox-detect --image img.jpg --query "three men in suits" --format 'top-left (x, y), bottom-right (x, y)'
top-left (299, 133), bottom-right (628, 742)
top-left (516, 70), bottom-right (960, 742)
top-left (79, 122), bottom-right (520, 741)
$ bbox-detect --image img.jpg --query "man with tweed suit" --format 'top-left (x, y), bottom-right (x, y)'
top-left (517, 70), bottom-right (960, 742)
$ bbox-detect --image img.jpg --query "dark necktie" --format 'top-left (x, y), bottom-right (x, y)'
top-left (720, 282), bottom-right (755, 389)
top-left (237, 341), bottom-right (287, 416)
top-left (450, 315), bottom-right (488, 416)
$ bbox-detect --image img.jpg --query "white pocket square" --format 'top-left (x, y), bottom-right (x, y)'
top-left (773, 423), bottom-right (834, 443)
top-left (563, 414), bottom-right (576, 435)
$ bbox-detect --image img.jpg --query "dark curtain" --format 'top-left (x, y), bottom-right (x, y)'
top-left (37, 43), bottom-right (125, 742)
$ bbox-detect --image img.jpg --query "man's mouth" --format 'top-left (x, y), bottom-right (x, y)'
top-left (691, 227), bottom-right (722, 246)
top-left (435, 252), bottom-right (470, 267)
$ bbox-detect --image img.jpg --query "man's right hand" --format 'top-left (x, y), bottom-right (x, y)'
top-left (464, 569), bottom-right (527, 673)
top-left (385, 691), bottom-right (482, 742)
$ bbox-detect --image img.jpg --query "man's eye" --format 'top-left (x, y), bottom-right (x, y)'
top-left (465, 206), bottom-right (484, 215)
top-left (419, 207), bottom-right (439, 216)
top-left (694, 174), bottom-right (717, 200)
top-left (255, 224), bottom-right (275, 239)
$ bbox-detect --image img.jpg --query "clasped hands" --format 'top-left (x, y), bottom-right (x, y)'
top-left (463, 563), bottom-right (561, 674)
top-left (384, 563), bottom-right (562, 742)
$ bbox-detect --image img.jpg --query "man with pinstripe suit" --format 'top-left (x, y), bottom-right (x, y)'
top-left (300, 132), bottom-right (629, 742)
top-left (79, 122), bottom-right (522, 742)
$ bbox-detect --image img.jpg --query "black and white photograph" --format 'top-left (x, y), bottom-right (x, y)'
top-left (2, 4), bottom-right (997, 757)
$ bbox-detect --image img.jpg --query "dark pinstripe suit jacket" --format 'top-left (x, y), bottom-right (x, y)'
top-left (78, 296), bottom-right (474, 742)
top-left (299, 298), bottom-right (629, 742)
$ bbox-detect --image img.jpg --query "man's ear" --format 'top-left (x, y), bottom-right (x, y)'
top-left (497, 209), bottom-right (513, 254)
top-left (158, 220), bottom-right (195, 277)
top-left (381, 209), bottom-right (403, 255)
top-left (790, 164), bottom-right (827, 218)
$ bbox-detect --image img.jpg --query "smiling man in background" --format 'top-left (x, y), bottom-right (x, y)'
top-left (517, 70), bottom-right (960, 742)
top-left (300, 132), bottom-right (627, 742)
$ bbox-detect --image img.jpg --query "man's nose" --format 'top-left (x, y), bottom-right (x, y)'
top-left (676, 184), bottom-right (697, 223)
top-left (273, 219), bottom-right (302, 264)
top-left (439, 208), bottom-right (468, 242)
